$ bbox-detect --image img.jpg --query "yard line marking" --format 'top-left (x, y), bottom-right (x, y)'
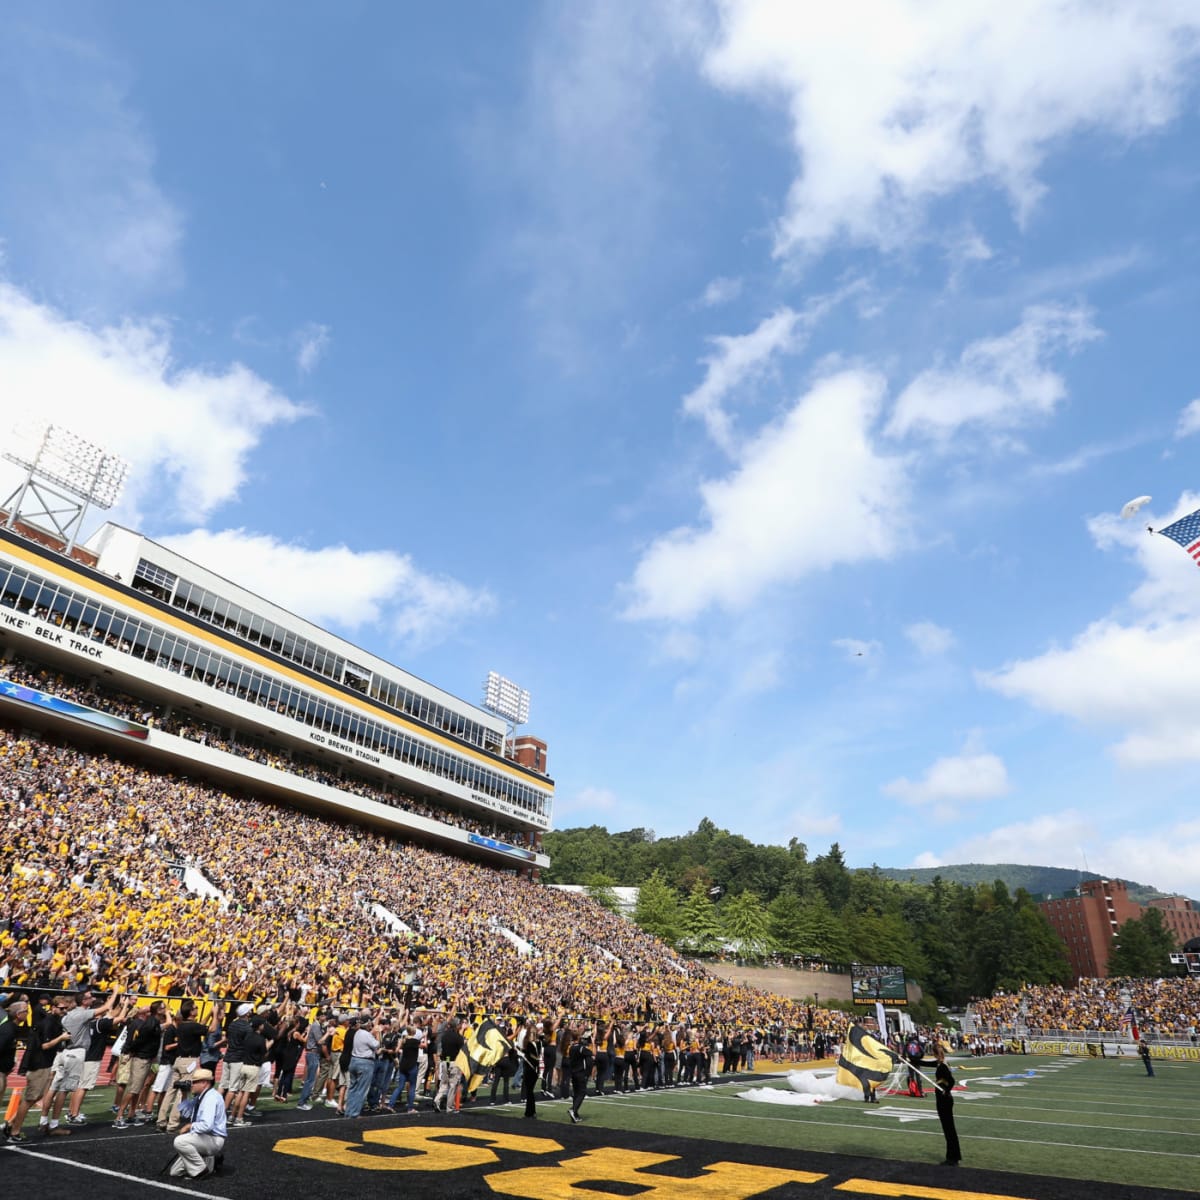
top-left (4, 1146), bottom-right (232, 1198)
top-left (596, 1098), bottom-right (1200, 1158)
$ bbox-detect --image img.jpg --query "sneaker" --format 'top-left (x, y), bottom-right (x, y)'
top-left (244, 1106), bottom-right (256, 1114)
top-left (113, 1119), bottom-right (130, 1130)
top-left (110, 1105), bottom-right (119, 1114)
top-left (132, 1116), bottom-right (150, 1126)
top-left (568, 1110), bottom-right (581, 1124)
top-left (296, 1103), bottom-right (313, 1112)
top-left (322, 1099), bottom-right (338, 1108)
top-left (66, 1115), bottom-right (88, 1127)
top-left (8, 1132), bottom-right (28, 1144)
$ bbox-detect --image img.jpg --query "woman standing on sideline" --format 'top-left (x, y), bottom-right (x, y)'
top-left (519, 1019), bottom-right (542, 1118)
top-left (567, 1027), bottom-right (595, 1124)
top-left (934, 1044), bottom-right (961, 1167)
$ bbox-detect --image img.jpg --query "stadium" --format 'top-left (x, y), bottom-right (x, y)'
top-left (2, 484), bottom-right (1198, 1200)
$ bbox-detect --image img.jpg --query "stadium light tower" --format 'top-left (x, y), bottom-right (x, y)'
top-left (2, 423), bottom-right (129, 555)
top-left (482, 670), bottom-right (530, 757)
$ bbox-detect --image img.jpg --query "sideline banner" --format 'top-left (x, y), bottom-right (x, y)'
top-left (1014, 1039), bottom-right (1200, 1061)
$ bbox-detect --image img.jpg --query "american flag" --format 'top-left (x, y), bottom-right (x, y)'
top-left (1157, 507), bottom-right (1200, 566)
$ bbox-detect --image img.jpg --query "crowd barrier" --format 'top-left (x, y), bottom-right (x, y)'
top-left (1005, 1038), bottom-right (1200, 1061)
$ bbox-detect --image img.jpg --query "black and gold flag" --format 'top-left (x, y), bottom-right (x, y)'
top-left (836, 1024), bottom-right (898, 1094)
top-left (456, 1016), bottom-right (512, 1094)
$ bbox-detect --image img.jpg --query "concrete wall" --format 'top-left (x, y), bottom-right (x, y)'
top-left (708, 962), bottom-right (924, 1008)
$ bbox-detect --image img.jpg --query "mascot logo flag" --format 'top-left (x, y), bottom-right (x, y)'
top-left (836, 1023), bottom-right (897, 1093)
top-left (456, 1017), bottom-right (511, 1094)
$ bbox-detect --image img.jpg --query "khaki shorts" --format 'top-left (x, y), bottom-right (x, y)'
top-left (126, 1056), bottom-right (156, 1096)
top-left (81, 1060), bottom-right (101, 1091)
top-left (24, 1067), bottom-right (52, 1104)
top-left (50, 1048), bottom-right (85, 1093)
top-left (114, 1053), bottom-right (134, 1087)
top-left (232, 1062), bottom-right (260, 1093)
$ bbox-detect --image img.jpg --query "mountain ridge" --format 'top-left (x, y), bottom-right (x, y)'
top-left (871, 862), bottom-right (1193, 905)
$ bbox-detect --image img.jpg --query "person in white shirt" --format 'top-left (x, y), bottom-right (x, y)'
top-left (171, 1068), bottom-right (227, 1179)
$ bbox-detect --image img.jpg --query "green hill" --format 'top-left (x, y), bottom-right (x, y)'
top-left (872, 862), bottom-right (1191, 905)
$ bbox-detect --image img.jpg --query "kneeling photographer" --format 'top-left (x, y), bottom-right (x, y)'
top-left (170, 1068), bottom-right (226, 1179)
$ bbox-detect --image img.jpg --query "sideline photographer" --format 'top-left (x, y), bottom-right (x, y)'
top-left (170, 1068), bottom-right (226, 1179)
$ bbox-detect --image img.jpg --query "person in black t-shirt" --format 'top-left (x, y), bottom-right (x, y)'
top-left (160, 999), bottom-right (210, 1133)
top-left (434, 1018), bottom-right (464, 1113)
top-left (387, 1025), bottom-right (424, 1113)
top-left (0, 996), bottom-right (30, 1141)
top-left (567, 1029), bottom-right (595, 1123)
top-left (229, 1017), bottom-right (272, 1126)
top-left (115, 1001), bottom-right (165, 1129)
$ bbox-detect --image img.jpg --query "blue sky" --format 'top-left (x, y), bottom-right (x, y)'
top-left (3, 3), bottom-right (1200, 894)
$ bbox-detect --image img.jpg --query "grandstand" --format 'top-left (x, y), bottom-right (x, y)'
top-left (0, 516), bottom-right (553, 874)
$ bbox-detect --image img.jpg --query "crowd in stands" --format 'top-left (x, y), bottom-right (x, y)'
top-left (0, 723), bottom-right (826, 1040)
top-left (971, 979), bottom-right (1200, 1040)
top-left (0, 656), bottom-right (534, 849)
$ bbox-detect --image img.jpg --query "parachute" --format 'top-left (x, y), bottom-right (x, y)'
top-left (1120, 495), bottom-right (1152, 520)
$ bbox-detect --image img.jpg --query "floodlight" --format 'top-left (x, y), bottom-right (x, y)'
top-left (483, 671), bottom-right (531, 726)
top-left (3, 422), bottom-right (129, 553)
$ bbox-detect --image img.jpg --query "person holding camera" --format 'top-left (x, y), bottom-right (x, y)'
top-left (344, 1012), bottom-right (382, 1118)
top-left (169, 1068), bottom-right (226, 1179)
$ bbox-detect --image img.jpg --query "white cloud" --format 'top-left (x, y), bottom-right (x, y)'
top-left (295, 323), bottom-right (331, 374)
top-left (682, 307), bottom-right (803, 453)
top-left (553, 785), bottom-right (622, 821)
top-left (918, 809), bottom-right (1200, 898)
top-left (1175, 398), bottom-right (1200, 439)
top-left (0, 27), bottom-right (182, 301)
top-left (698, 276), bottom-right (743, 307)
top-left (887, 304), bottom-right (1100, 441)
top-left (698, 2), bottom-right (1200, 256)
top-left (161, 528), bottom-right (495, 648)
top-left (626, 367), bottom-right (909, 622)
top-left (883, 736), bottom-right (1010, 818)
top-left (982, 495), bottom-right (1200, 766)
top-left (733, 650), bottom-right (781, 695)
top-left (905, 620), bottom-right (955, 656)
top-left (0, 283), bottom-right (306, 526)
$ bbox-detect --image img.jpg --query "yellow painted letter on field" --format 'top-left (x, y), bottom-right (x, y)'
top-left (836, 1181), bottom-right (1035, 1200)
top-left (274, 1127), bottom-right (562, 1172)
top-left (487, 1148), bottom-right (825, 1199)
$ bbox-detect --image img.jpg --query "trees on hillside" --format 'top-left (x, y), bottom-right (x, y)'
top-left (1107, 908), bottom-right (1178, 978)
top-left (546, 821), bottom-right (1156, 1005)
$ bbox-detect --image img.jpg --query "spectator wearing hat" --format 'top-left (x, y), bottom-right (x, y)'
top-left (228, 1016), bottom-right (271, 1126)
top-left (13, 993), bottom-right (72, 1139)
top-left (170, 1068), bottom-right (226, 1179)
top-left (220, 1004), bottom-right (254, 1113)
top-left (344, 1012), bottom-right (381, 1118)
top-left (0, 995), bottom-right (30, 1140)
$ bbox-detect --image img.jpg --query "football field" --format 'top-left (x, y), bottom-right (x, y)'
top-left (3, 1054), bottom-right (1196, 1199)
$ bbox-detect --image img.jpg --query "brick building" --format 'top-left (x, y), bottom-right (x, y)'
top-left (1148, 895), bottom-right (1200, 948)
top-left (1039, 879), bottom-right (1142, 981)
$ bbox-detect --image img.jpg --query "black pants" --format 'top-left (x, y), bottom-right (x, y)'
top-left (936, 1093), bottom-right (960, 1163)
top-left (594, 1053), bottom-right (609, 1095)
top-left (541, 1048), bottom-right (557, 1095)
top-left (521, 1069), bottom-right (537, 1117)
top-left (570, 1071), bottom-right (587, 1116)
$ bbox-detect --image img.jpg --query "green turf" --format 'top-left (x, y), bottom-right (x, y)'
top-left (495, 1056), bottom-right (1200, 1192)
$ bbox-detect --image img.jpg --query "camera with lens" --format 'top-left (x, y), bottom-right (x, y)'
top-left (173, 1078), bottom-right (194, 1094)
